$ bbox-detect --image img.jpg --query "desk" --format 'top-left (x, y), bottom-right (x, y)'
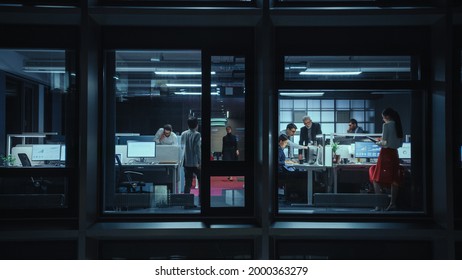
top-left (122, 163), bottom-right (179, 193)
top-left (286, 163), bottom-right (329, 206)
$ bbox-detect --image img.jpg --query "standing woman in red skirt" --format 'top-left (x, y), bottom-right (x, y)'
top-left (370, 108), bottom-right (404, 211)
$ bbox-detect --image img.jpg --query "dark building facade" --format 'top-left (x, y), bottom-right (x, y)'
top-left (0, 0), bottom-right (461, 259)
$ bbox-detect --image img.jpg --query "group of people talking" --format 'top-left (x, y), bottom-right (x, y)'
top-left (278, 108), bottom-right (405, 211)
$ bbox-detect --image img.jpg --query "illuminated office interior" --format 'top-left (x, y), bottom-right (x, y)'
top-left (0, 0), bottom-right (461, 259)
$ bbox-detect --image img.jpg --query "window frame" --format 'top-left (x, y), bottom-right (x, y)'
top-left (274, 27), bottom-right (431, 219)
top-left (100, 27), bottom-right (255, 219)
top-left (0, 26), bottom-right (80, 220)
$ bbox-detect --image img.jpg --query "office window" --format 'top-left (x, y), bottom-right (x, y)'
top-left (0, 49), bottom-right (77, 215)
top-left (277, 89), bottom-right (422, 214)
top-left (284, 56), bottom-right (413, 81)
top-left (104, 50), bottom-right (202, 214)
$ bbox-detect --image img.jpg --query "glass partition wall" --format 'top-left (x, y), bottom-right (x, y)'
top-left (103, 50), bottom-right (251, 215)
top-left (0, 48), bottom-right (77, 216)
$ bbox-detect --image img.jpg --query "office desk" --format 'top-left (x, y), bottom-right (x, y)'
top-left (286, 163), bottom-right (329, 206)
top-left (122, 163), bottom-right (179, 193)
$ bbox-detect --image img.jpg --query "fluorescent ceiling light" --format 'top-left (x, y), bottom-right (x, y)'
top-left (370, 91), bottom-right (410, 95)
top-left (361, 67), bottom-right (410, 72)
top-left (167, 84), bottom-right (217, 87)
top-left (279, 92), bottom-right (324, 97)
top-left (155, 71), bottom-right (216, 75)
top-left (174, 92), bottom-right (219, 95)
top-left (300, 71), bottom-right (362, 75)
top-left (116, 67), bottom-right (153, 72)
top-left (211, 118), bottom-right (227, 122)
top-left (286, 66), bottom-right (307, 70)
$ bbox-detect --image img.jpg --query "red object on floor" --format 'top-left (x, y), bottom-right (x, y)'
top-left (190, 176), bottom-right (244, 196)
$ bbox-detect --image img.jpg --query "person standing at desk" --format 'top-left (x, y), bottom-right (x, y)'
top-left (280, 123), bottom-right (308, 161)
top-left (180, 117), bottom-right (201, 194)
top-left (299, 116), bottom-right (322, 160)
top-left (222, 126), bottom-right (239, 161)
top-left (370, 108), bottom-right (404, 211)
top-left (154, 124), bottom-right (178, 145)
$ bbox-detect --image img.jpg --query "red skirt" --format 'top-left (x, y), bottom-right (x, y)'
top-left (369, 148), bottom-right (404, 188)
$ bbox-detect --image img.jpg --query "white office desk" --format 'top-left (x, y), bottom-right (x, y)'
top-left (286, 163), bottom-right (330, 206)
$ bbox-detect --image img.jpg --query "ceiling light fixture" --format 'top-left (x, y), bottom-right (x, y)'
top-left (279, 92), bottom-right (325, 97)
top-left (174, 92), bottom-right (219, 95)
top-left (300, 70), bottom-right (362, 75)
top-left (155, 71), bottom-right (216, 75)
top-left (167, 84), bottom-right (217, 87)
top-left (23, 66), bottom-right (65, 73)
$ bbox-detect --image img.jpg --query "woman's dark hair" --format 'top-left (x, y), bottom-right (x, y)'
top-left (382, 108), bottom-right (403, 138)
top-left (279, 134), bottom-right (289, 142)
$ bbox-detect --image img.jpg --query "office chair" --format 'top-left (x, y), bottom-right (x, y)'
top-left (115, 154), bottom-right (146, 193)
top-left (18, 153), bottom-right (49, 192)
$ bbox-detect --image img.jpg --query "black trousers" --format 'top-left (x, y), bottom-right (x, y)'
top-left (184, 166), bottom-right (201, 194)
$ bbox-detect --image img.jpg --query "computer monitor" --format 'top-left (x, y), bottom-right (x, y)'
top-left (398, 142), bottom-right (411, 159)
top-left (127, 141), bottom-right (156, 161)
top-left (155, 145), bottom-right (180, 163)
top-left (354, 141), bottom-right (381, 159)
top-left (31, 144), bottom-right (61, 161)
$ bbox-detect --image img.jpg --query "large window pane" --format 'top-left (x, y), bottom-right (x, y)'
top-left (277, 89), bottom-right (422, 215)
top-left (105, 50), bottom-right (202, 214)
top-left (0, 49), bottom-right (76, 213)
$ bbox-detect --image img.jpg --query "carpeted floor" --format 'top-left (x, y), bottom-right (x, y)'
top-left (190, 176), bottom-right (245, 196)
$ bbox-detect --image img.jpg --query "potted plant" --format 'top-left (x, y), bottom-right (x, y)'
top-left (331, 142), bottom-right (341, 163)
top-left (1, 154), bottom-right (16, 167)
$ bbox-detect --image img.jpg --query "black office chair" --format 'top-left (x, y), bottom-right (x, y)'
top-left (115, 154), bottom-right (146, 193)
top-left (18, 153), bottom-right (49, 192)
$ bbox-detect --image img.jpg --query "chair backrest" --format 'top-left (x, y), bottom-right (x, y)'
top-left (18, 153), bottom-right (32, 167)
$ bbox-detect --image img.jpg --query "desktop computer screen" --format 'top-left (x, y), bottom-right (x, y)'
top-left (31, 144), bottom-right (61, 161)
top-left (354, 141), bottom-right (381, 158)
top-left (127, 141), bottom-right (156, 159)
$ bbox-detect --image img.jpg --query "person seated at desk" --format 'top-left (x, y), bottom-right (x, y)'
top-left (278, 134), bottom-right (308, 203)
top-left (154, 124), bottom-right (178, 145)
top-left (347, 118), bottom-right (364, 134)
top-left (278, 134), bottom-right (295, 173)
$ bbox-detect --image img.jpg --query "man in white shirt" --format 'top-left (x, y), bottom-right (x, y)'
top-left (154, 124), bottom-right (178, 145)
